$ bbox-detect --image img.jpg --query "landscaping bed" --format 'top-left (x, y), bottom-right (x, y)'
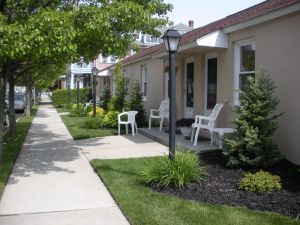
top-left (151, 151), bottom-right (300, 219)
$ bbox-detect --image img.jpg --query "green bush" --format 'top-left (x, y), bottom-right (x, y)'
top-left (239, 170), bottom-right (282, 193)
top-left (100, 85), bottom-right (111, 111)
top-left (52, 88), bottom-right (92, 107)
top-left (69, 104), bottom-right (85, 117)
top-left (141, 149), bottom-right (207, 188)
top-left (128, 81), bottom-right (146, 126)
top-left (223, 69), bottom-right (282, 168)
top-left (81, 116), bottom-right (104, 129)
top-left (103, 111), bottom-right (119, 128)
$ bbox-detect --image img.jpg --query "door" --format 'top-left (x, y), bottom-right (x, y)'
top-left (184, 62), bottom-right (194, 118)
top-left (205, 57), bottom-right (217, 115)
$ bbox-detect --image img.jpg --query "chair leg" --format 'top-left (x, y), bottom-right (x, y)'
top-left (190, 127), bottom-right (195, 142)
top-left (135, 123), bottom-right (138, 134)
top-left (131, 123), bottom-right (135, 136)
top-left (118, 124), bottom-right (120, 136)
top-left (210, 130), bottom-right (213, 146)
top-left (159, 117), bottom-right (164, 131)
top-left (148, 117), bottom-right (152, 129)
top-left (193, 127), bottom-right (201, 146)
top-left (125, 124), bottom-right (128, 134)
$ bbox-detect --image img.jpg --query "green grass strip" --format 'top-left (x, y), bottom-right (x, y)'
top-left (60, 115), bottom-right (117, 140)
top-left (91, 157), bottom-right (300, 225)
top-left (0, 107), bottom-right (38, 195)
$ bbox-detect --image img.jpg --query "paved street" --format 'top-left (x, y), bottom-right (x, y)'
top-left (0, 99), bottom-right (129, 225)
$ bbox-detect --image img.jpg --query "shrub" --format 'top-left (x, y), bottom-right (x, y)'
top-left (223, 68), bottom-right (282, 168)
top-left (239, 170), bottom-right (282, 193)
top-left (69, 104), bottom-right (85, 117)
top-left (141, 149), bottom-right (207, 188)
top-left (127, 81), bottom-right (146, 126)
top-left (87, 106), bottom-right (104, 117)
top-left (81, 116), bottom-right (104, 129)
top-left (100, 85), bottom-right (111, 111)
top-left (103, 111), bottom-right (119, 128)
top-left (108, 63), bottom-right (129, 111)
top-left (52, 88), bottom-right (92, 107)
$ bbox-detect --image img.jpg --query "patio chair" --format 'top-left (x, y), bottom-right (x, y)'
top-left (191, 103), bottom-right (223, 146)
top-left (148, 99), bottom-right (169, 131)
top-left (118, 111), bottom-right (138, 136)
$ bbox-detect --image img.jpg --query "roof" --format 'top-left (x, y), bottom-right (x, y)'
top-left (119, 0), bottom-right (299, 67)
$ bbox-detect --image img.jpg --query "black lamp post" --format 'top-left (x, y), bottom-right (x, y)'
top-left (92, 66), bottom-right (98, 117)
top-left (77, 57), bottom-right (84, 112)
top-left (162, 29), bottom-right (181, 161)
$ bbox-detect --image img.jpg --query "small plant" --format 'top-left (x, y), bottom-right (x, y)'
top-left (87, 106), bottom-right (104, 117)
top-left (100, 85), bottom-right (111, 111)
top-left (81, 116), bottom-right (104, 129)
top-left (239, 170), bottom-right (282, 193)
top-left (103, 111), bottom-right (119, 128)
top-left (141, 149), bottom-right (207, 188)
top-left (69, 104), bottom-right (85, 117)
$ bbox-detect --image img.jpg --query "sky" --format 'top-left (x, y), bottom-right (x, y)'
top-left (165, 0), bottom-right (265, 28)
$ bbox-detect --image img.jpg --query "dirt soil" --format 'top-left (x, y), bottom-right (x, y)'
top-left (151, 152), bottom-right (300, 219)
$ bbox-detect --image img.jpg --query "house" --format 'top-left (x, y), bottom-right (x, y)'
top-left (110, 0), bottom-right (300, 164)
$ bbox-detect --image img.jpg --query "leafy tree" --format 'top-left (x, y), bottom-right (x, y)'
top-left (100, 85), bottom-right (111, 111)
top-left (128, 81), bottom-right (146, 126)
top-left (109, 63), bottom-right (129, 111)
top-left (0, 0), bottom-right (172, 162)
top-left (223, 68), bottom-right (282, 168)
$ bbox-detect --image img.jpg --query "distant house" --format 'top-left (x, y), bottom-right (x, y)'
top-left (110, 0), bottom-right (300, 164)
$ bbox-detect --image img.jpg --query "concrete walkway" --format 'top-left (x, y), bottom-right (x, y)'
top-left (0, 101), bottom-right (129, 225)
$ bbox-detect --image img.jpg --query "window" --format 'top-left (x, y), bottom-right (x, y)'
top-left (110, 55), bottom-right (116, 63)
top-left (234, 40), bottom-right (255, 103)
top-left (141, 65), bottom-right (147, 100)
top-left (102, 56), bottom-right (108, 63)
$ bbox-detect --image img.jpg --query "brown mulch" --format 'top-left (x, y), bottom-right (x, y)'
top-left (151, 152), bottom-right (300, 218)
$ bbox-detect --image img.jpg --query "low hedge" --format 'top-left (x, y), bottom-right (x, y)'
top-left (52, 88), bottom-right (91, 107)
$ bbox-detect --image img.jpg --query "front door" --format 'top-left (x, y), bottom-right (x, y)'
top-left (184, 62), bottom-right (194, 118)
top-left (205, 57), bottom-right (217, 115)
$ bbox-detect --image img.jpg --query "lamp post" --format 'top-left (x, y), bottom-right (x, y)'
top-left (77, 57), bottom-right (84, 113)
top-left (162, 29), bottom-right (181, 161)
top-left (92, 66), bottom-right (98, 117)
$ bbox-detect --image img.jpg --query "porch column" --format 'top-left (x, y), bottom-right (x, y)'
top-left (70, 73), bottom-right (74, 89)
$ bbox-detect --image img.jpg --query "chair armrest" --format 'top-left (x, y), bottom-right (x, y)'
top-left (150, 109), bottom-right (159, 115)
top-left (118, 112), bottom-right (128, 122)
top-left (195, 115), bottom-right (211, 124)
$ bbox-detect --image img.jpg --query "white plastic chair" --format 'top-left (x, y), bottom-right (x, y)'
top-left (191, 103), bottom-right (223, 146)
top-left (118, 111), bottom-right (138, 136)
top-left (148, 99), bottom-right (169, 131)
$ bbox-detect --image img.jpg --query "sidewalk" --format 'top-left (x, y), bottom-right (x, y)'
top-left (0, 101), bottom-right (129, 225)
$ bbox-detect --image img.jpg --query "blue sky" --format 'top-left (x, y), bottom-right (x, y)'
top-left (166, 0), bottom-right (265, 28)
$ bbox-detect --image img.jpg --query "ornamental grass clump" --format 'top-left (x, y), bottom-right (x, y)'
top-left (239, 170), bottom-right (282, 193)
top-left (141, 149), bottom-right (207, 188)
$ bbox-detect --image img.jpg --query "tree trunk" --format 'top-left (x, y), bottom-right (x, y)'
top-left (8, 76), bottom-right (16, 136)
top-left (25, 76), bottom-right (32, 117)
top-left (0, 74), bottom-right (7, 163)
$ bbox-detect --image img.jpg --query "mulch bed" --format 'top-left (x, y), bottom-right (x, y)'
top-left (151, 152), bottom-right (300, 219)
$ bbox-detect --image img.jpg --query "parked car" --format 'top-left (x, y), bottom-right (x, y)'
top-left (14, 93), bottom-right (26, 112)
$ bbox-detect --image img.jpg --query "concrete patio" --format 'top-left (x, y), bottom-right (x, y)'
top-left (139, 127), bottom-right (219, 152)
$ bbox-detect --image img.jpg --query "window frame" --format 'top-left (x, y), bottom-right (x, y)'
top-left (234, 39), bottom-right (255, 105)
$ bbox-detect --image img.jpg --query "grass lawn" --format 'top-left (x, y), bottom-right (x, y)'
top-left (91, 157), bottom-right (300, 225)
top-left (61, 115), bottom-right (117, 140)
top-left (0, 107), bottom-right (38, 195)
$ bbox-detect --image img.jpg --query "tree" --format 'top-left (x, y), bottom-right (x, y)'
top-left (128, 81), bottom-right (146, 126)
top-left (223, 68), bottom-right (282, 168)
top-left (109, 63), bottom-right (129, 111)
top-left (100, 85), bottom-right (111, 111)
top-left (0, 0), bottom-right (172, 162)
